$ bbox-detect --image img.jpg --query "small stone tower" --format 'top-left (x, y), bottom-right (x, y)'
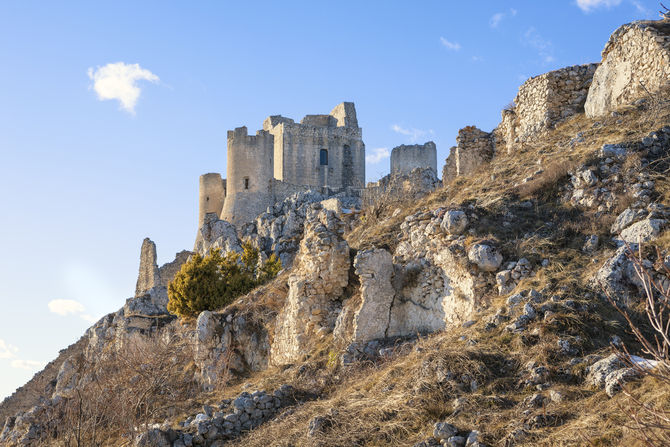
top-left (198, 173), bottom-right (226, 227)
top-left (220, 126), bottom-right (275, 227)
top-left (390, 142), bottom-right (437, 175)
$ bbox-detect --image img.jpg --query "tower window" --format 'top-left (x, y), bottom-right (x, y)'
top-left (243, 177), bottom-right (250, 190)
top-left (320, 149), bottom-right (328, 166)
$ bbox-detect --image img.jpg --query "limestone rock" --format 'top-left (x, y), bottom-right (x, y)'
top-left (194, 213), bottom-right (242, 256)
top-left (441, 210), bottom-right (468, 235)
top-left (271, 208), bottom-right (350, 365)
top-left (587, 354), bottom-right (626, 388)
top-left (52, 356), bottom-right (79, 399)
top-left (350, 249), bottom-right (395, 342)
top-left (617, 218), bottom-right (666, 243)
top-left (135, 238), bottom-right (160, 297)
top-left (467, 243), bottom-right (503, 272)
top-left (605, 367), bottom-right (640, 397)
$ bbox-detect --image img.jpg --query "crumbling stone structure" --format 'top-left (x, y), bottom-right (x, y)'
top-left (494, 64), bottom-right (598, 153)
top-left (442, 126), bottom-right (494, 181)
top-left (585, 20), bottom-right (670, 118)
top-left (198, 173), bottom-right (226, 227)
top-left (202, 103), bottom-right (365, 229)
top-left (390, 142), bottom-right (437, 175)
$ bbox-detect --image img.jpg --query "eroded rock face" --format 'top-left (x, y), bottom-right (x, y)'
top-left (349, 249), bottom-right (395, 342)
top-left (135, 238), bottom-right (160, 297)
top-left (194, 309), bottom-right (270, 390)
top-left (52, 356), bottom-right (80, 399)
top-left (271, 207), bottom-right (350, 365)
top-left (194, 213), bottom-right (242, 256)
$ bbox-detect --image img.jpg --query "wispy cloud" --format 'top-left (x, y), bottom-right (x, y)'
top-left (439, 37), bottom-right (461, 51)
top-left (523, 27), bottom-right (555, 64)
top-left (631, 0), bottom-right (652, 15)
top-left (575, 0), bottom-right (622, 12)
top-left (366, 147), bottom-right (390, 164)
top-left (391, 124), bottom-right (434, 143)
top-left (471, 56), bottom-right (484, 62)
top-left (10, 359), bottom-right (44, 371)
top-left (0, 339), bottom-right (18, 359)
top-left (48, 299), bottom-right (85, 316)
top-left (490, 8), bottom-right (518, 28)
top-left (87, 62), bottom-right (159, 114)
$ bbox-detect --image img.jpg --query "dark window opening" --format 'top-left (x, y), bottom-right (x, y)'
top-left (244, 177), bottom-right (249, 190)
top-left (344, 144), bottom-right (350, 152)
top-left (320, 149), bottom-right (328, 166)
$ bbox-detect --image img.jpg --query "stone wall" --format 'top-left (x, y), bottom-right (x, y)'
top-left (494, 64), bottom-right (598, 153)
top-left (390, 142), bottom-right (437, 175)
top-left (364, 167), bottom-right (440, 206)
top-left (585, 20), bottom-right (670, 118)
top-left (442, 126), bottom-right (494, 182)
top-left (263, 102), bottom-right (365, 191)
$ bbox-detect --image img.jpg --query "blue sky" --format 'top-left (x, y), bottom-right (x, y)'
top-left (0, 0), bottom-right (659, 399)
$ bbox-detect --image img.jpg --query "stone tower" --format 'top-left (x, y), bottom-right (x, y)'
top-left (198, 173), bottom-right (226, 227)
top-left (390, 142), bottom-right (437, 175)
top-left (220, 126), bottom-right (275, 227)
top-left (263, 102), bottom-right (365, 190)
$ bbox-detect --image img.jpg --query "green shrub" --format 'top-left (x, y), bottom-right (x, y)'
top-left (167, 242), bottom-right (281, 318)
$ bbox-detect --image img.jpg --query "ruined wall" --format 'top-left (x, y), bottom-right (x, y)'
top-left (220, 127), bottom-right (275, 228)
top-left (264, 102), bottom-right (365, 191)
top-left (442, 126), bottom-right (494, 182)
top-left (494, 64), bottom-right (598, 153)
top-left (585, 20), bottom-right (670, 118)
top-left (390, 141), bottom-right (437, 175)
top-left (198, 173), bottom-right (226, 227)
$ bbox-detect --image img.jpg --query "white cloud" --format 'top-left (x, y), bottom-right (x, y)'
top-left (366, 147), bottom-right (390, 164)
top-left (490, 8), bottom-right (518, 28)
top-left (439, 37), bottom-right (461, 51)
top-left (391, 124), bottom-right (434, 143)
top-left (48, 299), bottom-right (85, 316)
top-left (471, 56), bottom-right (484, 62)
top-left (576, 0), bottom-right (622, 12)
top-left (0, 339), bottom-right (18, 359)
top-left (87, 62), bottom-right (159, 114)
top-left (10, 359), bottom-right (44, 371)
top-left (490, 12), bottom-right (505, 28)
top-left (523, 27), bottom-right (555, 64)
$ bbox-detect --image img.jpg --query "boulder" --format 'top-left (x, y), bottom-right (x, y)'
top-left (467, 243), bottom-right (503, 272)
top-left (441, 210), bottom-right (468, 235)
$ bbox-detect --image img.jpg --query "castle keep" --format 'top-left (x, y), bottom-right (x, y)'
top-left (199, 102), bottom-right (366, 228)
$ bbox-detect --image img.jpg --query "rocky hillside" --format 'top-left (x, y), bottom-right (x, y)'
top-left (1, 18), bottom-right (670, 447)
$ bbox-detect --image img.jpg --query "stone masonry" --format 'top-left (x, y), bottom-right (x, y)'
top-left (390, 142), bottom-right (437, 175)
top-left (585, 20), bottom-right (670, 117)
top-left (443, 126), bottom-right (494, 181)
top-left (494, 64), bottom-right (598, 153)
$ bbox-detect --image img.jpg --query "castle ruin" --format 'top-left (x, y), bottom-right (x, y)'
top-left (199, 102), bottom-right (366, 229)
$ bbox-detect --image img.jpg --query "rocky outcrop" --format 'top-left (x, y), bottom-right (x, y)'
top-left (135, 238), bottom-right (161, 296)
top-left (194, 213), bottom-right (242, 256)
top-left (585, 20), bottom-right (670, 118)
top-left (271, 206), bottom-right (350, 365)
top-left (194, 309), bottom-right (271, 390)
